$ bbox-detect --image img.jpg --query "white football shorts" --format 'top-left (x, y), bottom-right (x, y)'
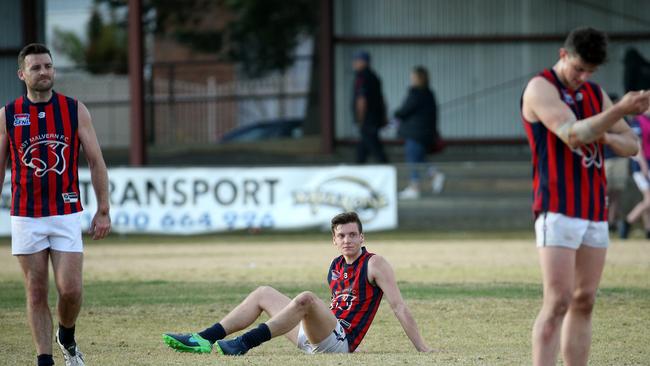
top-left (11, 212), bottom-right (84, 255)
top-left (296, 320), bottom-right (349, 354)
top-left (535, 212), bottom-right (608, 250)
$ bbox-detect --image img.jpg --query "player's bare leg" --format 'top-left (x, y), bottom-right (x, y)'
top-left (532, 247), bottom-right (575, 366)
top-left (219, 286), bottom-right (299, 344)
top-left (622, 190), bottom-right (650, 238)
top-left (561, 245), bottom-right (606, 366)
top-left (266, 291), bottom-right (338, 344)
top-left (51, 251), bottom-right (84, 328)
top-left (17, 249), bottom-right (53, 356)
top-left (214, 290), bottom-right (338, 355)
top-left (640, 202), bottom-right (650, 235)
top-left (163, 285), bottom-right (299, 353)
top-left (51, 250), bottom-right (85, 364)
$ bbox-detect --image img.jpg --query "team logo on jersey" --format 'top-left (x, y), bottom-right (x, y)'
top-left (13, 113), bottom-right (31, 126)
top-left (38, 112), bottom-right (46, 119)
top-left (330, 293), bottom-right (357, 311)
top-left (21, 140), bottom-right (69, 177)
top-left (572, 142), bottom-right (603, 169)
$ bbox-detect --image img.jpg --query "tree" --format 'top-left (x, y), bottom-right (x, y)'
top-left (99, 0), bottom-right (321, 134)
top-left (95, 0), bottom-right (318, 78)
top-left (53, 4), bottom-right (128, 74)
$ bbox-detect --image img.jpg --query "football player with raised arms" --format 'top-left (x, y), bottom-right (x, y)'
top-left (163, 211), bottom-right (431, 355)
top-left (521, 27), bottom-right (649, 366)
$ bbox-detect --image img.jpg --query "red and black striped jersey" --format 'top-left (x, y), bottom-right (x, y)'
top-left (328, 246), bottom-right (383, 352)
top-left (4, 91), bottom-right (83, 217)
top-left (522, 69), bottom-right (607, 221)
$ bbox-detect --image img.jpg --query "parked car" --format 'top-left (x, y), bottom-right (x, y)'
top-left (219, 118), bottom-right (303, 143)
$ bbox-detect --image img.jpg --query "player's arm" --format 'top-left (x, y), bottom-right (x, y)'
top-left (77, 101), bottom-right (111, 240)
top-left (0, 108), bottom-right (8, 196)
top-left (599, 90), bottom-right (639, 157)
top-left (523, 77), bottom-right (650, 149)
top-left (368, 255), bottom-right (432, 352)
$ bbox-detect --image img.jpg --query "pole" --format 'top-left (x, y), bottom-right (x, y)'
top-left (128, 0), bottom-right (146, 165)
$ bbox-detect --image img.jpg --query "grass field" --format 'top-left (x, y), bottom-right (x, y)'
top-left (0, 232), bottom-right (648, 365)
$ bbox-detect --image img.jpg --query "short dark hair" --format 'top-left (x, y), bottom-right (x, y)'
top-left (564, 27), bottom-right (608, 65)
top-left (18, 43), bottom-right (52, 69)
top-left (331, 212), bottom-right (363, 234)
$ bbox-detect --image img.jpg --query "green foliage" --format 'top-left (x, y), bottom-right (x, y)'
top-left (95, 0), bottom-right (318, 77)
top-left (223, 0), bottom-right (318, 77)
top-left (52, 5), bottom-right (128, 74)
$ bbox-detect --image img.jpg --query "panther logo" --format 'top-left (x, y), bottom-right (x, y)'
top-left (330, 293), bottom-right (357, 311)
top-left (572, 142), bottom-right (603, 169)
top-left (21, 140), bottom-right (69, 177)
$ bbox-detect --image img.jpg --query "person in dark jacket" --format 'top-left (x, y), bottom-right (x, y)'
top-left (352, 51), bottom-right (388, 164)
top-left (395, 66), bottom-right (444, 199)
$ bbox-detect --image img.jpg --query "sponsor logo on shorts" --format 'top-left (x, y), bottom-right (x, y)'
top-left (13, 113), bottom-right (30, 126)
top-left (62, 192), bottom-right (79, 203)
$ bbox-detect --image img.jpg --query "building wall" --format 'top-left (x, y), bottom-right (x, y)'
top-left (0, 0), bottom-right (45, 106)
top-left (333, 0), bottom-right (650, 140)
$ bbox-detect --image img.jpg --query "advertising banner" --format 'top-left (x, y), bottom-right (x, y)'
top-left (1, 166), bottom-right (397, 235)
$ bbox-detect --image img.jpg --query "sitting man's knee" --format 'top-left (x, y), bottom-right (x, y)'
top-left (293, 291), bottom-right (316, 308)
top-left (254, 285), bottom-right (277, 297)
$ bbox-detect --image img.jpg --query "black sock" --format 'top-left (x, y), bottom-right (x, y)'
top-left (37, 354), bottom-right (54, 366)
top-left (240, 323), bottom-right (271, 350)
top-left (58, 323), bottom-right (76, 347)
top-left (198, 322), bottom-right (226, 344)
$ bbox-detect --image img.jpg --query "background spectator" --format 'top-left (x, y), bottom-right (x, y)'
top-left (352, 51), bottom-right (389, 164)
top-left (395, 66), bottom-right (444, 199)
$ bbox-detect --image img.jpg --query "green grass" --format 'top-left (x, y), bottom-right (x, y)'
top-left (0, 238), bottom-right (648, 365)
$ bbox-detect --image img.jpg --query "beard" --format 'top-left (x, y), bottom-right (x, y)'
top-left (30, 78), bottom-right (54, 92)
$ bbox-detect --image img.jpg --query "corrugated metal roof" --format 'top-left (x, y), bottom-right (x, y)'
top-left (334, 0), bottom-right (650, 37)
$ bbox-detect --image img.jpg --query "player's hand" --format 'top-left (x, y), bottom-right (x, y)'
top-left (89, 210), bottom-right (111, 240)
top-left (418, 345), bottom-right (436, 353)
top-left (617, 90), bottom-right (650, 115)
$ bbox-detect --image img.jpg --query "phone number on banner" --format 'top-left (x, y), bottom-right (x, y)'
top-left (80, 210), bottom-right (276, 233)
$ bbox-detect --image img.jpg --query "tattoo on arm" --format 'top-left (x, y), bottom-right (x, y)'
top-left (555, 120), bottom-right (574, 144)
top-left (555, 119), bottom-right (598, 147)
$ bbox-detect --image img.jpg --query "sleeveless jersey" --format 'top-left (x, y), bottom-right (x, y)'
top-left (5, 91), bottom-right (83, 217)
top-left (522, 69), bottom-right (607, 221)
top-left (328, 246), bottom-right (383, 352)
